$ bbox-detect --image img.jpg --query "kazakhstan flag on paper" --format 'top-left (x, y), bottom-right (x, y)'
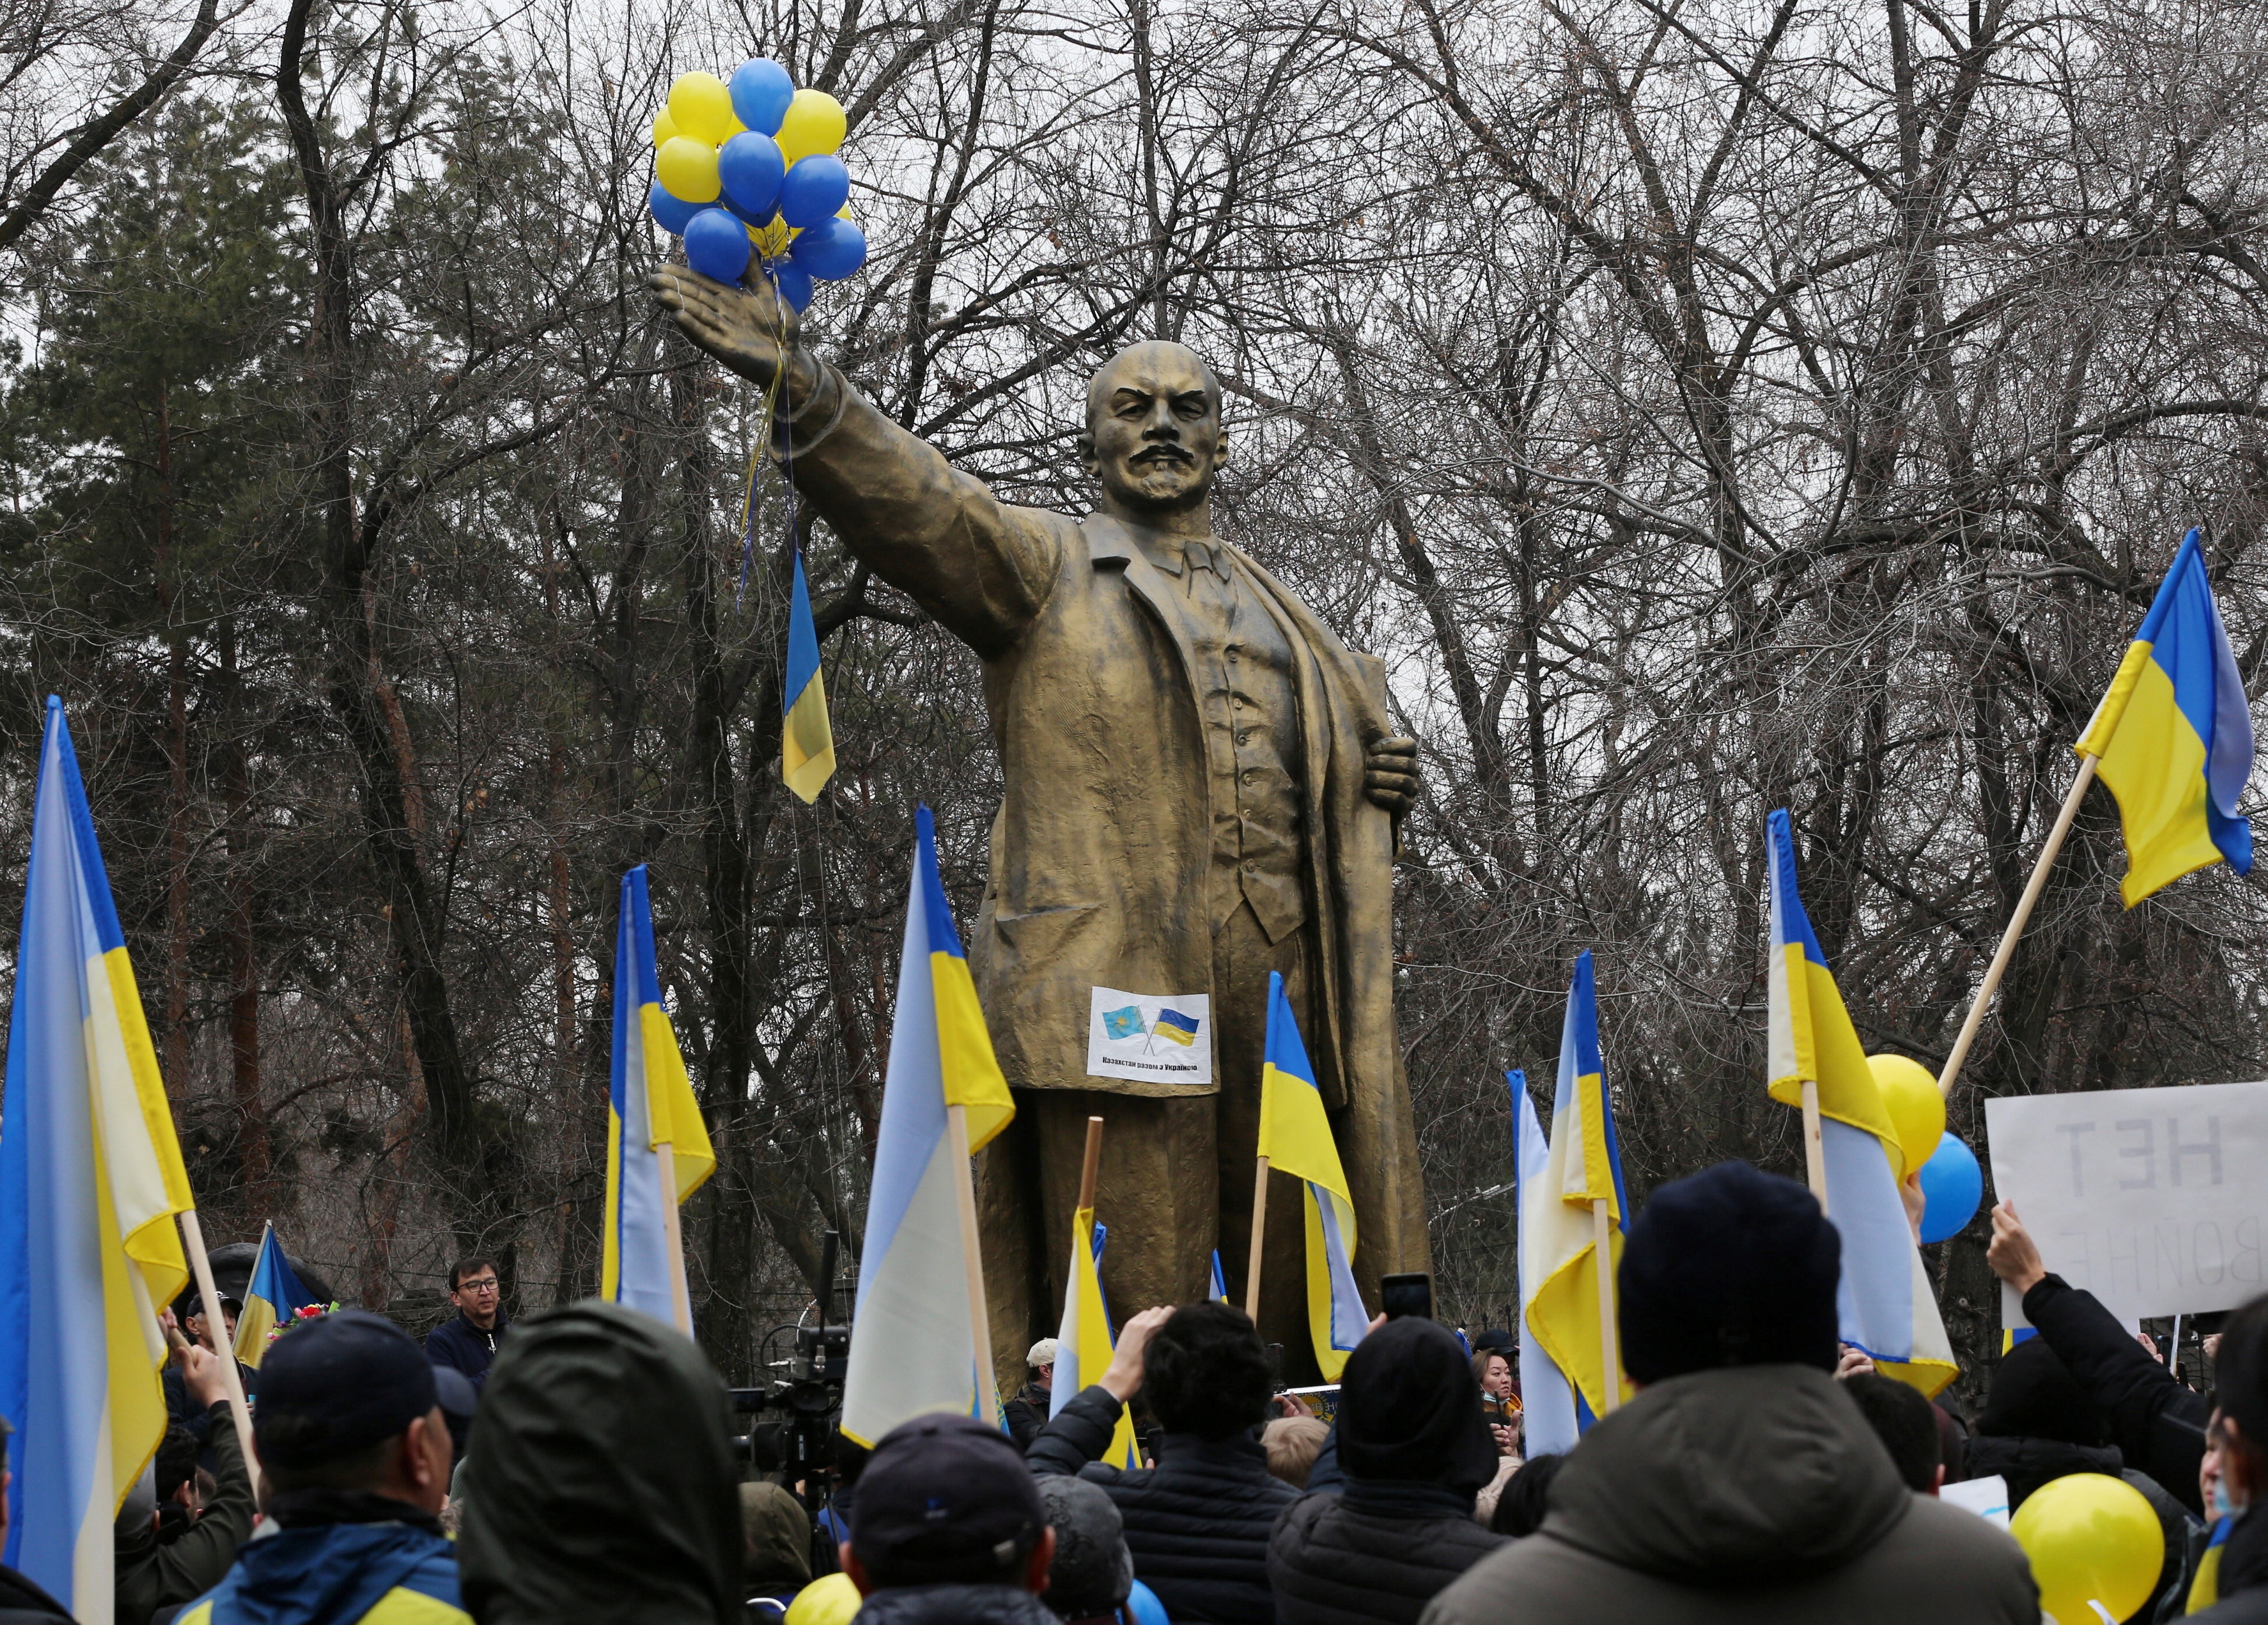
top-left (603, 865), bottom-right (717, 1326)
top-left (1764, 809), bottom-right (1956, 1397)
top-left (234, 1221), bottom-right (319, 1369)
top-left (0, 697), bottom-right (195, 1619)
top-left (1522, 951), bottom-right (1631, 1423)
top-left (840, 805), bottom-right (1016, 1445)
top-left (2076, 527), bottom-right (2254, 905)
top-left (1103, 1005), bottom-right (1146, 1042)
top-left (1255, 972), bottom-right (1366, 1380)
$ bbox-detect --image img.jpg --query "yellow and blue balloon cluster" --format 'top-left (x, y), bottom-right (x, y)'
top-left (648, 60), bottom-right (867, 312)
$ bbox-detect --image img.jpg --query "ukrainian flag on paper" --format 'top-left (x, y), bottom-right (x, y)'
top-left (1255, 972), bottom-right (1366, 1380)
top-left (1151, 1009), bottom-right (1199, 1048)
top-left (0, 697), bottom-right (195, 1619)
top-left (602, 865), bottom-right (716, 1326)
top-left (1523, 953), bottom-right (1632, 1424)
top-left (2077, 527), bottom-right (2254, 906)
top-left (1509, 1072), bottom-right (1581, 1457)
top-left (840, 805), bottom-right (1015, 1445)
top-left (234, 1221), bottom-right (319, 1368)
top-left (782, 550), bottom-right (836, 805)
top-left (1052, 1215), bottom-right (1140, 1468)
top-left (1764, 810), bottom-right (1956, 1397)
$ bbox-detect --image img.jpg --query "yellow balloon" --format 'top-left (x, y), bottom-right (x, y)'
top-left (746, 215), bottom-right (792, 259)
top-left (2009, 1474), bottom-right (2160, 1625)
top-left (784, 1572), bottom-right (860, 1625)
top-left (668, 71), bottom-right (737, 144)
top-left (651, 107), bottom-right (679, 147)
top-left (1867, 1053), bottom-right (1945, 1180)
top-left (655, 136), bottom-right (721, 203)
top-left (775, 90), bottom-right (847, 162)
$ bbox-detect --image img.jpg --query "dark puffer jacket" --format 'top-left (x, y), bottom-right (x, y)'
top-left (1270, 1482), bottom-right (1506, 1625)
top-left (2021, 1275), bottom-right (2212, 1516)
top-left (1028, 1385), bottom-right (1296, 1625)
top-left (854, 1584), bottom-right (1061, 1625)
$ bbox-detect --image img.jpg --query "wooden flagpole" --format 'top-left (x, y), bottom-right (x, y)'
top-left (1243, 1157), bottom-right (1270, 1320)
top-left (1590, 1197), bottom-right (1620, 1413)
top-left (1799, 1081), bottom-right (1827, 1209)
top-left (1936, 753), bottom-right (2100, 1099)
top-left (176, 1209), bottom-right (259, 1489)
top-left (657, 1142), bottom-right (693, 1336)
top-left (1078, 1116), bottom-right (1104, 1217)
top-left (947, 1103), bottom-right (999, 1407)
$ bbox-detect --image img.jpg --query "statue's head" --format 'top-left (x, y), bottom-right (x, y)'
top-left (1077, 341), bottom-right (1227, 516)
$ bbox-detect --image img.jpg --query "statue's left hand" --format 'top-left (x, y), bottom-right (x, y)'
top-left (1364, 736), bottom-right (1419, 814)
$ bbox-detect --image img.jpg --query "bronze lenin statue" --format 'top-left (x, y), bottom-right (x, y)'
top-left (654, 266), bottom-right (1430, 1386)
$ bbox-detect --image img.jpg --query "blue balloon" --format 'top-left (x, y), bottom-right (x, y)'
top-left (788, 216), bottom-right (867, 281)
top-left (718, 133), bottom-right (785, 221)
top-left (648, 180), bottom-right (701, 236)
top-left (684, 208), bottom-right (752, 284)
top-left (778, 154), bottom-right (851, 229)
top-left (1125, 1582), bottom-right (1168, 1625)
top-left (1918, 1134), bottom-right (1984, 1244)
top-left (730, 58), bottom-right (795, 135)
top-left (769, 262), bottom-right (815, 312)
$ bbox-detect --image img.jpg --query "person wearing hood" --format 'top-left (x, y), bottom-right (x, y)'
top-left (841, 1414), bottom-right (1059, 1625)
top-left (1268, 1316), bottom-right (1508, 1625)
top-left (1420, 1162), bottom-right (2037, 1625)
top-left (454, 1301), bottom-right (743, 1625)
top-left (175, 1310), bottom-right (475, 1625)
top-left (741, 1484), bottom-right (813, 1622)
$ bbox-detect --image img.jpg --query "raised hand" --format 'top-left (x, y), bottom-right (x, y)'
top-left (648, 265), bottom-right (802, 389)
top-left (1364, 736), bottom-right (1419, 814)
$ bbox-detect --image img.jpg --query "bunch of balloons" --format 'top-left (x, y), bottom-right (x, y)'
top-left (648, 59), bottom-right (868, 312)
top-left (1867, 1053), bottom-right (1986, 1243)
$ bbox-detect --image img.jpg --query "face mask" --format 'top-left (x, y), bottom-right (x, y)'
top-left (2211, 1478), bottom-right (2244, 1521)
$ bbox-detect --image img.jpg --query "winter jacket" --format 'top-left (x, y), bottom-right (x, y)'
top-left (1004, 1383), bottom-right (1050, 1452)
top-left (1418, 1365), bottom-right (2038, 1625)
top-left (176, 1493), bottom-right (466, 1625)
top-left (854, 1584), bottom-right (1062, 1625)
top-left (2023, 1274), bottom-right (2212, 1515)
top-left (1029, 1384), bottom-right (1297, 1625)
top-left (1270, 1478), bottom-right (1507, 1625)
top-left (1961, 1434), bottom-right (2123, 1508)
top-left (423, 1312), bottom-right (508, 1392)
top-left (0, 1563), bottom-right (73, 1625)
top-left (2191, 1511), bottom-right (2268, 1623)
top-left (116, 1401), bottom-right (259, 1625)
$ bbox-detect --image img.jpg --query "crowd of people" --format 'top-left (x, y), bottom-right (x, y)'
top-left (3, 1159), bottom-right (2263, 1625)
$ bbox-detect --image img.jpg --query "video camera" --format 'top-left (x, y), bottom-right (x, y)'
top-left (730, 1229), bottom-right (852, 1489)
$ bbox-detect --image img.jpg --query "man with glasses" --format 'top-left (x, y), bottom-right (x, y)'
top-left (425, 1259), bottom-right (509, 1394)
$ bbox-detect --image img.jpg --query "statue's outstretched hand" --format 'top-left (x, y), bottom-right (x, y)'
top-left (1364, 735), bottom-right (1419, 814)
top-left (648, 266), bottom-right (802, 388)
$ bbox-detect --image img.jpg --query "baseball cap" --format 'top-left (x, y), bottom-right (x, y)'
top-left (851, 1413), bottom-right (1045, 1583)
top-left (253, 1309), bottom-right (476, 1467)
top-left (1026, 1338), bottom-right (1058, 1368)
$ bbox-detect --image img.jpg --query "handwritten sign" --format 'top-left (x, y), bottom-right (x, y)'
top-left (1985, 1079), bottom-right (2268, 1324)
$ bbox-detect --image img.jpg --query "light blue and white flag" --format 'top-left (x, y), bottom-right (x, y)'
top-left (1511, 1072), bottom-right (1580, 1457)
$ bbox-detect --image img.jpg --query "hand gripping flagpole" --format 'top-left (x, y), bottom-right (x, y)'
top-left (1934, 753), bottom-right (2100, 1100)
top-left (177, 1209), bottom-right (261, 1491)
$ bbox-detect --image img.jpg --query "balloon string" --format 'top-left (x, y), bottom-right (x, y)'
top-left (736, 299), bottom-right (787, 612)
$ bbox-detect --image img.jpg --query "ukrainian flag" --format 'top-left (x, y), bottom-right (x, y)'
top-left (234, 1221), bottom-right (318, 1369)
top-left (1509, 1072), bottom-right (1580, 1457)
top-left (782, 550), bottom-right (836, 805)
top-left (1150, 1009), bottom-right (1199, 1049)
top-left (2077, 527), bottom-right (2254, 905)
top-left (1052, 1215), bottom-right (1140, 1468)
top-left (602, 865), bottom-right (716, 1328)
top-left (840, 805), bottom-right (1015, 1445)
top-left (1523, 953), bottom-right (1631, 1424)
top-left (0, 697), bottom-right (195, 1622)
top-left (1255, 972), bottom-right (1366, 1380)
top-left (1210, 1250), bottom-right (1229, 1305)
top-left (1764, 810), bottom-right (1956, 1397)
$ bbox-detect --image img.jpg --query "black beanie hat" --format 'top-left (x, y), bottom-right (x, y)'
top-left (1336, 1316), bottom-right (1501, 1494)
top-left (1618, 1161), bottom-right (1841, 1383)
top-left (1978, 1337), bottom-right (2110, 1446)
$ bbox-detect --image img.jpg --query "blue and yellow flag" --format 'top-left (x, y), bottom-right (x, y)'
top-left (782, 550), bottom-right (836, 804)
top-left (1509, 1071), bottom-right (1581, 1456)
top-left (0, 697), bottom-right (195, 1618)
top-left (840, 805), bottom-right (1015, 1445)
top-left (603, 865), bottom-right (717, 1328)
top-left (2077, 528), bottom-right (2254, 905)
top-left (1052, 1215), bottom-right (1140, 1468)
top-left (1523, 953), bottom-right (1631, 1423)
top-left (1255, 972), bottom-right (1365, 1380)
top-left (1210, 1250), bottom-right (1230, 1305)
top-left (1149, 1009), bottom-right (1199, 1050)
top-left (234, 1221), bottom-right (319, 1369)
top-left (1765, 810), bottom-right (1956, 1396)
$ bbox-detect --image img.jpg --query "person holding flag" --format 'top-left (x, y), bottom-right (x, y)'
top-left (1248, 971), bottom-right (1365, 1381)
top-left (1522, 951), bottom-right (1631, 1429)
top-left (1765, 809), bottom-right (1956, 1395)
top-left (234, 1222), bottom-right (321, 1369)
top-left (1050, 1120), bottom-right (1141, 1471)
top-left (839, 806), bottom-right (1017, 1447)
top-left (603, 865), bottom-right (717, 1334)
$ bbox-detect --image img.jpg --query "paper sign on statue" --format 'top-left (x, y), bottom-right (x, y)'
top-left (1986, 1079), bottom-right (2268, 1327)
top-left (1086, 987), bottom-right (1211, 1087)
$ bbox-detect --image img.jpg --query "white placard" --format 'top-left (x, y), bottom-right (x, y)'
top-left (1941, 1474), bottom-right (2010, 1527)
top-left (1086, 987), bottom-right (1212, 1088)
top-left (1985, 1079), bottom-right (2268, 1324)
